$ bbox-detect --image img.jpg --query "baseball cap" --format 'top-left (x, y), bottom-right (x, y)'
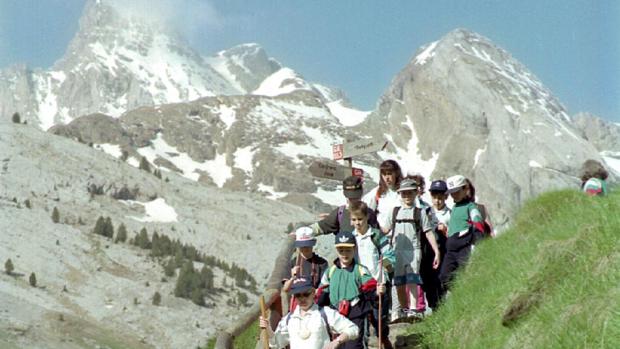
top-left (334, 231), bottom-right (356, 247)
top-left (294, 226), bottom-right (316, 247)
top-left (342, 176), bottom-right (363, 199)
top-left (289, 277), bottom-right (314, 295)
top-left (397, 178), bottom-right (418, 192)
top-left (446, 175), bottom-right (467, 194)
top-left (429, 180), bottom-right (448, 193)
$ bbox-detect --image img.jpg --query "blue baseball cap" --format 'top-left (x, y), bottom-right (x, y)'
top-left (289, 277), bottom-right (314, 295)
top-left (334, 231), bottom-right (356, 247)
top-left (429, 180), bottom-right (448, 193)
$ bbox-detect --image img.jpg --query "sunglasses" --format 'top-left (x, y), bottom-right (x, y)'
top-left (294, 291), bottom-right (314, 299)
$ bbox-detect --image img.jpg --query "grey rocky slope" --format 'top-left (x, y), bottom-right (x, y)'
top-left (572, 112), bottom-right (620, 152)
top-left (0, 121), bottom-right (314, 348)
top-left (356, 29), bottom-right (610, 227)
top-left (50, 90), bottom-right (373, 214)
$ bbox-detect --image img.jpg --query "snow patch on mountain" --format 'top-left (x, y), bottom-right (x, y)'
top-left (137, 133), bottom-right (232, 186)
top-left (94, 143), bottom-right (123, 158)
top-left (123, 198), bottom-right (178, 223)
top-left (234, 146), bottom-right (255, 175)
top-left (473, 143), bottom-right (487, 169)
top-left (415, 41), bottom-right (438, 65)
top-left (601, 151), bottom-right (620, 175)
top-left (326, 100), bottom-right (370, 126)
top-left (313, 187), bottom-right (346, 207)
top-left (258, 183), bottom-right (288, 200)
top-left (253, 68), bottom-right (312, 96)
top-left (383, 116), bottom-right (439, 181)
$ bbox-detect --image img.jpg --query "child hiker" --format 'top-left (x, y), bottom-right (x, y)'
top-left (350, 201), bottom-right (395, 349)
top-left (580, 159), bottom-right (609, 196)
top-left (283, 226), bottom-right (329, 311)
top-left (438, 175), bottom-right (485, 292)
top-left (317, 232), bottom-right (385, 349)
top-left (386, 178), bottom-right (440, 322)
top-left (425, 180), bottom-right (450, 309)
top-left (310, 176), bottom-right (379, 237)
top-left (260, 278), bottom-right (359, 349)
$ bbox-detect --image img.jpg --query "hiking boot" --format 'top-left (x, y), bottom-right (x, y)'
top-left (406, 309), bottom-right (425, 321)
top-left (389, 308), bottom-right (408, 324)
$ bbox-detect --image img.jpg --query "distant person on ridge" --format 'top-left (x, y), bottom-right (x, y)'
top-left (260, 278), bottom-right (359, 349)
top-left (580, 159), bottom-right (609, 196)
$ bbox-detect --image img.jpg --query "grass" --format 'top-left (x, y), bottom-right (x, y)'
top-left (407, 189), bottom-right (620, 349)
top-left (204, 320), bottom-right (259, 349)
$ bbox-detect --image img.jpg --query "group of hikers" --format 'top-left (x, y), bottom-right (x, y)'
top-left (259, 158), bottom-right (611, 349)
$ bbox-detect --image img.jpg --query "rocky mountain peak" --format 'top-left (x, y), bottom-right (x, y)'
top-left (364, 28), bottom-right (603, 227)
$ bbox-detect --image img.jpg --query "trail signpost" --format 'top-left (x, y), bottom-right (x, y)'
top-left (309, 135), bottom-right (387, 181)
top-left (308, 161), bottom-right (362, 181)
top-left (333, 136), bottom-right (388, 160)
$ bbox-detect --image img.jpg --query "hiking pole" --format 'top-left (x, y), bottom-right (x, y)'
top-left (259, 295), bottom-right (269, 349)
top-left (378, 255), bottom-right (383, 349)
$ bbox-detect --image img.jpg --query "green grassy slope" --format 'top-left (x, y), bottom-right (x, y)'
top-left (408, 189), bottom-right (620, 349)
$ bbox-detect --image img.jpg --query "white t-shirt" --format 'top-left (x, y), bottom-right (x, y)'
top-left (270, 304), bottom-right (359, 349)
top-left (363, 186), bottom-right (401, 230)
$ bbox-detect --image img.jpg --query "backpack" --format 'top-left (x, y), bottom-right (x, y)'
top-left (389, 206), bottom-right (422, 246)
top-left (285, 306), bottom-right (333, 339)
top-left (467, 203), bottom-right (493, 241)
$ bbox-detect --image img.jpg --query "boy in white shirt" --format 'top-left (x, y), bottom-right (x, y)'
top-left (260, 278), bottom-right (359, 349)
top-left (350, 201), bottom-right (395, 349)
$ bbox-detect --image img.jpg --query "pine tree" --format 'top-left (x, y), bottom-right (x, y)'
top-left (200, 265), bottom-right (214, 290)
top-left (51, 207), bottom-right (60, 223)
top-left (237, 291), bottom-right (248, 306)
top-left (191, 288), bottom-right (205, 306)
top-left (92, 216), bottom-right (105, 236)
top-left (11, 112), bottom-right (20, 124)
top-left (103, 217), bottom-right (114, 238)
top-left (29, 272), bottom-right (37, 287)
top-left (138, 228), bottom-right (151, 249)
top-left (164, 259), bottom-right (176, 277)
top-left (24, 199), bottom-right (31, 209)
top-left (139, 157), bottom-right (151, 172)
top-left (115, 223), bottom-right (127, 243)
top-left (152, 291), bottom-right (162, 306)
top-left (4, 258), bottom-right (14, 274)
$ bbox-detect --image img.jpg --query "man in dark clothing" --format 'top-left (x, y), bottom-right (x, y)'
top-left (310, 176), bottom-right (379, 237)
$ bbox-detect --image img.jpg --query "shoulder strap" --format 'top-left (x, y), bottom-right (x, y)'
top-left (337, 205), bottom-right (345, 228)
top-left (285, 312), bottom-right (292, 326)
top-left (319, 307), bottom-right (333, 339)
top-left (327, 265), bottom-right (337, 280)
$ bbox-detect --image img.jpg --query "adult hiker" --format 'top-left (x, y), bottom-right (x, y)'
top-left (260, 278), bottom-right (359, 349)
top-left (309, 175), bottom-right (379, 237)
top-left (363, 159), bottom-right (404, 234)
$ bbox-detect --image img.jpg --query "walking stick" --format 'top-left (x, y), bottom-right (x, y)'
top-left (259, 295), bottom-right (269, 349)
top-left (378, 256), bottom-right (383, 349)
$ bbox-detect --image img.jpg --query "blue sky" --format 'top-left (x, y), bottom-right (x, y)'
top-left (0, 0), bottom-right (618, 121)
